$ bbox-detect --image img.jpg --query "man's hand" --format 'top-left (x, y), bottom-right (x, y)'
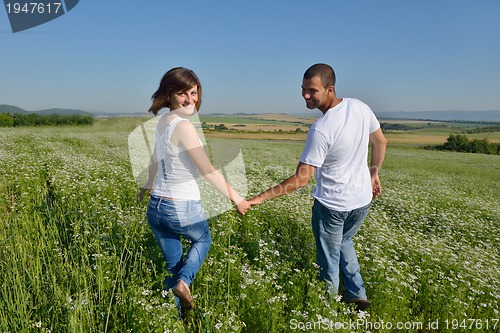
top-left (368, 128), bottom-right (387, 199)
top-left (371, 173), bottom-right (382, 198)
top-left (248, 195), bottom-right (264, 206)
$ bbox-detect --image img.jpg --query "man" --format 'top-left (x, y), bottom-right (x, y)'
top-left (249, 63), bottom-right (387, 311)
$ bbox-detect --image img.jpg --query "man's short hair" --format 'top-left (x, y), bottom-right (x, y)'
top-left (304, 63), bottom-right (336, 88)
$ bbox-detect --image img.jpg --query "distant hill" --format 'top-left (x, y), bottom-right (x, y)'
top-left (92, 111), bottom-right (147, 118)
top-left (37, 108), bottom-right (92, 116)
top-left (376, 110), bottom-right (500, 122)
top-left (0, 105), bottom-right (29, 114)
top-left (0, 104), bottom-right (93, 116)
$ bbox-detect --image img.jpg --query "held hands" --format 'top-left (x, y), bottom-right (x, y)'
top-left (248, 195), bottom-right (264, 206)
top-left (139, 187), bottom-right (256, 215)
top-left (236, 199), bottom-right (251, 215)
top-left (139, 187), bottom-right (254, 215)
top-left (235, 195), bottom-right (264, 215)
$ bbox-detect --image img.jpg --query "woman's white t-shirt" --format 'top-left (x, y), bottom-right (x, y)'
top-left (151, 116), bottom-right (201, 200)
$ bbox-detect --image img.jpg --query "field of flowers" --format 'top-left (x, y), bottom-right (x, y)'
top-left (0, 118), bottom-right (499, 332)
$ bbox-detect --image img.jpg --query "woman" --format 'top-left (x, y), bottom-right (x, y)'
top-left (139, 67), bottom-right (250, 315)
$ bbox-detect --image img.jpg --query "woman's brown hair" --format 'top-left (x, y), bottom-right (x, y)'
top-left (149, 67), bottom-right (202, 115)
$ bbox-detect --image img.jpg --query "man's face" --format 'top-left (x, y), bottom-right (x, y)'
top-left (301, 76), bottom-right (333, 112)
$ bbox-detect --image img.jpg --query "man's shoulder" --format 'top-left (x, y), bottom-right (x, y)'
top-left (309, 115), bottom-right (328, 134)
top-left (308, 113), bottom-right (336, 142)
top-left (343, 97), bottom-right (369, 108)
top-left (338, 98), bottom-right (375, 117)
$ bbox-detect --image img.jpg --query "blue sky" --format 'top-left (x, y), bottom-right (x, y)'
top-left (1, 0), bottom-right (499, 115)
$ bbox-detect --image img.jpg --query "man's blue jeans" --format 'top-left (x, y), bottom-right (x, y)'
top-left (311, 199), bottom-right (370, 302)
top-left (147, 195), bottom-right (212, 292)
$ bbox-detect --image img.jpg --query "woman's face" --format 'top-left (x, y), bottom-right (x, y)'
top-left (169, 85), bottom-right (199, 114)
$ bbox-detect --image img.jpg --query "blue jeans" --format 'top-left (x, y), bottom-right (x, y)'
top-left (311, 199), bottom-right (370, 302)
top-left (147, 195), bottom-right (212, 292)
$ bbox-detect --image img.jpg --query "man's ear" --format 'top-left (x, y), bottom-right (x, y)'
top-left (326, 85), bottom-right (335, 95)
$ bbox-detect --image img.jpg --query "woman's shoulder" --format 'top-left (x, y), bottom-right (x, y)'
top-left (172, 119), bottom-right (199, 146)
top-left (174, 118), bottom-right (195, 132)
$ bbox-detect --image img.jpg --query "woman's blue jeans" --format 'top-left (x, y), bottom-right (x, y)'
top-left (311, 199), bottom-right (370, 302)
top-left (147, 195), bottom-right (212, 292)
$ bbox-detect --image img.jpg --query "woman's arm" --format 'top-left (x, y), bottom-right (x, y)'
top-left (176, 121), bottom-right (250, 214)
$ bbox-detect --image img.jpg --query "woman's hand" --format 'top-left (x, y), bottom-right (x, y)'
top-left (236, 199), bottom-right (251, 215)
top-left (139, 188), bottom-right (151, 202)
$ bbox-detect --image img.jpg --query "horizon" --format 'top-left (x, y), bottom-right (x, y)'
top-left (2, 103), bottom-right (500, 114)
top-left (2, 103), bottom-right (500, 122)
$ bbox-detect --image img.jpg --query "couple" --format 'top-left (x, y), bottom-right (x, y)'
top-left (139, 64), bottom-right (387, 316)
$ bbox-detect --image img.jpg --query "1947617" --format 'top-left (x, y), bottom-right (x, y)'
top-left (5, 2), bottom-right (63, 14)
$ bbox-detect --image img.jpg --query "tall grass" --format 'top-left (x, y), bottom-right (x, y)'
top-left (0, 119), bottom-right (498, 332)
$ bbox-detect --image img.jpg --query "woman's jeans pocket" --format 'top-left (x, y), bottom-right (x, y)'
top-left (147, 196), bottom-right (206, 234)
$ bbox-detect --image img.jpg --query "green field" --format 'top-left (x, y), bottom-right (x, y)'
top-left (1, 118), bottom-right (499, 332)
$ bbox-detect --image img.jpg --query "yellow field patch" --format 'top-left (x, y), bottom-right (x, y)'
top-left (203, 130), bottom-right (308, 141)
top-left (384, 133), bottom-right (449, 145)
top-left (203, 122), bottom-right (310, 132)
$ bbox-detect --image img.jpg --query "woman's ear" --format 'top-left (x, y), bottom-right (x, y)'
top-left (165, 95), bottom-right (172, 109)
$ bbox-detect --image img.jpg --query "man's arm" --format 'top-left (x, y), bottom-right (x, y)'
top-left (368, 128), bottom-right (387, 198)
top-left (249, 162), bottom-right (316, 205)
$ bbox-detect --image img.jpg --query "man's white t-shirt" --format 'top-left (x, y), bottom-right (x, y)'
top-left (300, 98), bottom-right (380, 211)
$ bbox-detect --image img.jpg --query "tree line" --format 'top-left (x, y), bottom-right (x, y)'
top-left (0, 113), bottom-right (94, 127)
top-left (465, 125), bottom-right (500, 134)
top-left (429, 134), bottom-right (500, 155)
